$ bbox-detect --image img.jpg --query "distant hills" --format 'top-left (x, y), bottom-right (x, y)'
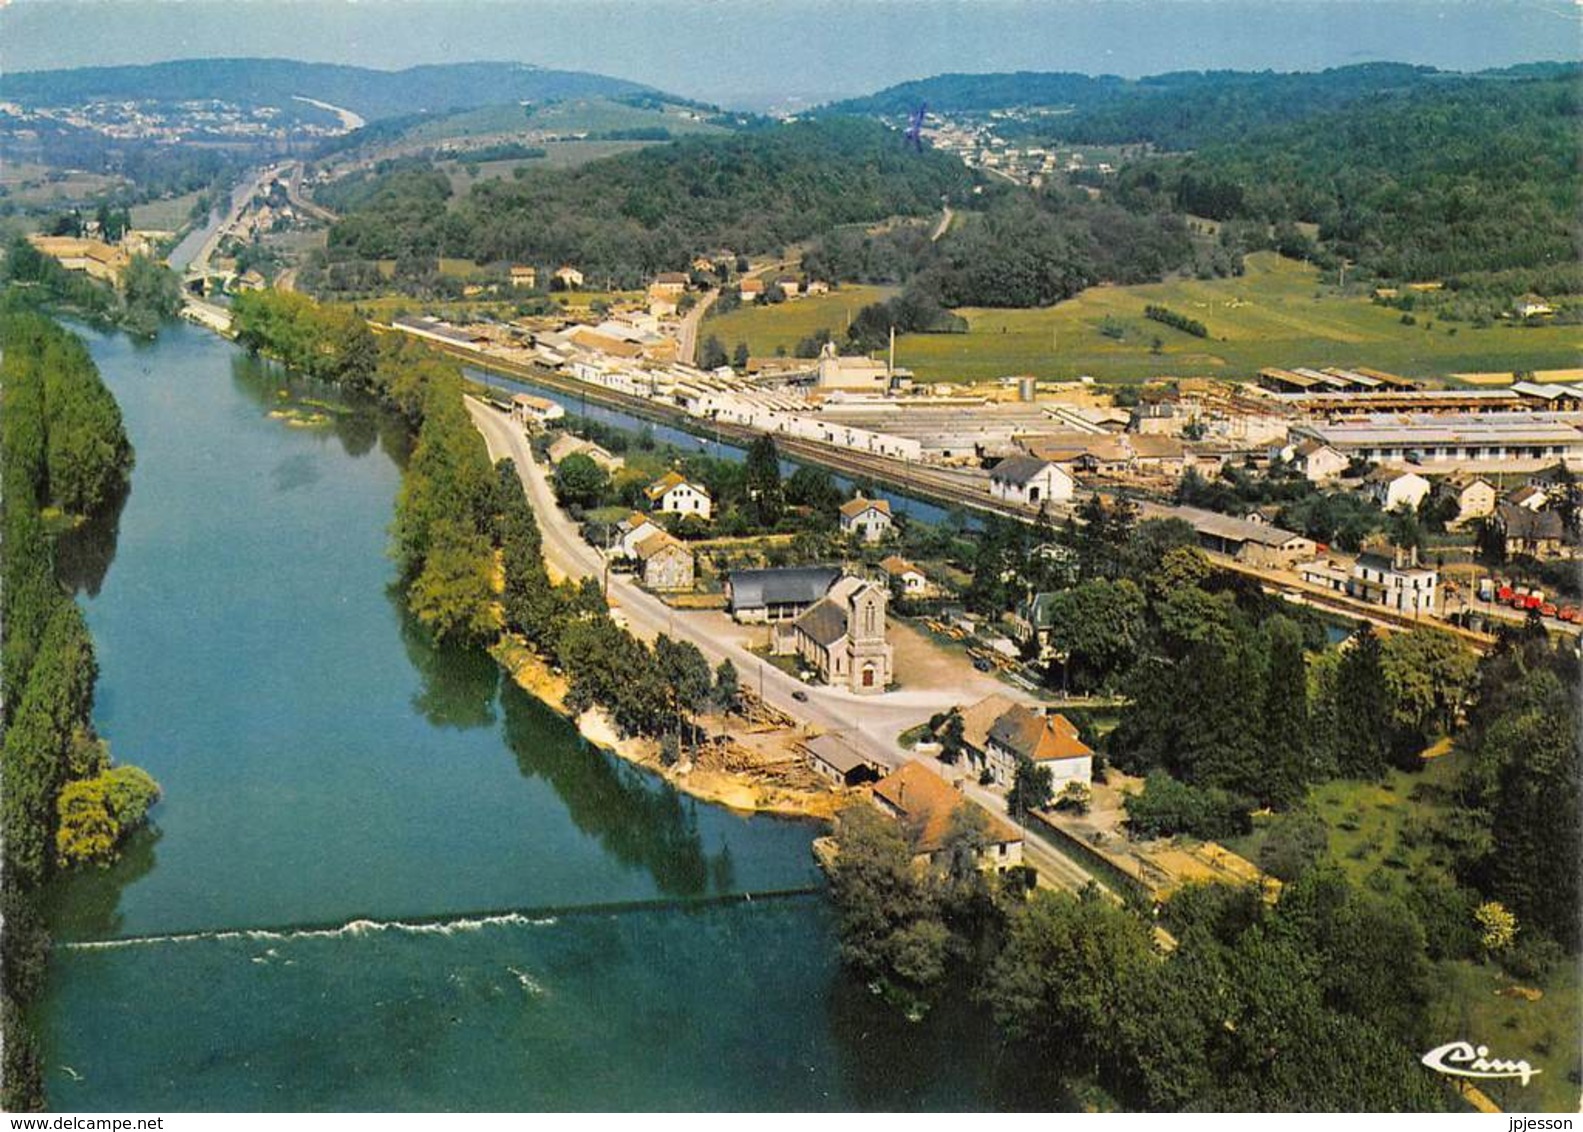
top-left (0, 58), bottom-right (666, 121)
top-left (823, 62), bottom-right (1579, 150)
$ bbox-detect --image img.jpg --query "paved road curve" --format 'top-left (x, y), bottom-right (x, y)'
top-left (465, 397), bottom-right (1114, 897)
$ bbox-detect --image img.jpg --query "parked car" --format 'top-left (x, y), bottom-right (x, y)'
top-left (972, 657), bottom-right (993, 672)
top-left (791, 690), bottom-right (809, 702)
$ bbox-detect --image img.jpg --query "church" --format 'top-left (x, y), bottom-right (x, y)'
top-left (773, 575), bottom-right (893, 694)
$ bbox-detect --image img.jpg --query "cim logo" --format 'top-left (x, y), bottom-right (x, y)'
top-left (1421, 1040), bottom-right (1541, 1086)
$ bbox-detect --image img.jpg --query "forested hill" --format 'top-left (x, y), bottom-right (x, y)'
top-left (1122, 69), bottom-right (1581, 280)
top-left (0, 58), bottom-right (663, 121)
top-left (825, 62), bottom-right (1575, 151)
top-left (325, 118), bottom-right (974, 279)
top-left (824, 71), bottom-right (1127, 117)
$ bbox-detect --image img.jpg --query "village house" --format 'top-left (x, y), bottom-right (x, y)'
top-left (633, 530), bottom-right (695, 591)
top-left (804, 280), bottom-right (831, 296)
top-left (839, 496), bottom-right (893, 542)
top-left (774, 276), bottom-right (801, 298)
top-left (983, 704), bottom-right (1094, 792)
top-left (651, 272), bottom-right (689, 296)
top-left (1008, 592), bottom-right (1060, 662)
top-left (510, 392), bottom-right (564, 428)
top-left (1508, 484), bottom-right (1549, 513)
top-left (690, 256), bottom-right (717, 274)
top-left (553, 265), bottom-right (584, 290)
top-left (510, 264), bottom-right (537, 289)
top-left (802, 731), bottom-right (883, 788)
top-left (645, 471), bottom-right (713, 520)
top-left (1493, 502), bottom-right (1566, 559)
top-left (952, 694), bottom-right (1020, 766)
top-left (1289, 438), bottom-right (1349, 483)
top-left (1364, 468), bottom-right (1433, 513)
top-left (738, 278), bottom-right (765, 302)
top-left (989, 456), bottom-right (1075, 507)
top-left (787, 576), bottom-right (893, 694)
top-left (1348, 545), bottom-right (1439, 614)
top-left (1433, 472), bottom-right (1497, 529)
top-left (879, 555), bottom-right (931, 597)
top-left (726, 566), bottom-right (841, 623)
top-left (546, 432), bottom-right (624, 472)
top-left (613, 511), bottom-right (664, 558)
top-left (870, 762), bottom-right (1024, 870)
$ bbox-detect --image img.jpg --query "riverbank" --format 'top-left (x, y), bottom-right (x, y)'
top-left (490, 635), bottom-right (847, 823)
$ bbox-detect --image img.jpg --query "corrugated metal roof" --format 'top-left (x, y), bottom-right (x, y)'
top-left (726, 566), bottom-right (839, 611)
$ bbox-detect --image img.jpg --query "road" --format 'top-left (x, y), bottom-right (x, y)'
top-left (183, 163), bottom-right (284, 280)
top-left (464, 396), bottom-right (1113, 896)
top-left (931, 205), bottom-right (954, 242)
top-left (675, 288), bottom-right (717, 366)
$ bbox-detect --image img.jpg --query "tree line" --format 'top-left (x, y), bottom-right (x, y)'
top-left (232, 290), bottom-right (501, 645)
top-left (0, 310), bottom-right (160, 1111)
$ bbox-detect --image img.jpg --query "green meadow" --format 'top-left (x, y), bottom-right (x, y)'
top-left (892, 253), bottom-right (1581, 384)
top-left (703, 284), bottom-right (899, 357)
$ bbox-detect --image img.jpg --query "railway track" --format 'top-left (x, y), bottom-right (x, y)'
top-left (432, 339), bottom-right (1501, 651)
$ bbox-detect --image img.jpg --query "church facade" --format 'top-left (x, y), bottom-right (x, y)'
top-left (786, 576), bottom-right (893, 695)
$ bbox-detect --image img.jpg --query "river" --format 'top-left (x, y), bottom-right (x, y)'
top-left (38, 320), bottom-right (1060, 1111)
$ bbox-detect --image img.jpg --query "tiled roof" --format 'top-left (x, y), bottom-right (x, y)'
top-left (839, 496), bottom-right (891, 519)
top-left (795, 597), bottom-right (849, 647)
top-left (872, 762), bottom-right (1020, 853)
top-left (988, 705), bottom-right (1092, 762)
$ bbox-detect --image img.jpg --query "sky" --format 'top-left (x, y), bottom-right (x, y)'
top-left (2, 0), bottom-right (1577, 109)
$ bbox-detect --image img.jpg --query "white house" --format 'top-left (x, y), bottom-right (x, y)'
top-left (879, 554), bottom-right (930, 596)
top-left (1290, 438), bottom-right (1349, 482)
top-left (1508, 484), bottom-right (1549, 513)
top-left (1364, 468), bottom-right (1432, 513)
top-left (614, 511), bottom-right (664, 558)
top-left (1433, 473), bottom-right (1497, 529)
top-left (983, 705), bottom-right (1093, 792)
top-left (645, 471), bottom-right (713, 520)
top-left (989, 456), bottom-right (1075, 507)
top-left (510, 392), bottom-right (564, 428)
top-left (553, 265), bottom-right (584, 289)
top-left (1348, 546), bottom-right (1438, 615)
top-left (839, 496), bottom-right (892, 542)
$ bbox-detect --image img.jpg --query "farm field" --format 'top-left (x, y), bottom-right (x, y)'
top-left (703, 284), bottom-right (899, 357)
top-left (439, 142), bottom-right (653, 194)
top-left (892, 253), bottom-right (1581, 384)
top-left (129, 190), bottom-right (205, 232)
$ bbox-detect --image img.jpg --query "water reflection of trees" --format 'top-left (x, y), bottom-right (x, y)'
top-left (228, 353), bottom-right (404, 464)
top-left (44, 826), bottom-right (160, 943)
top-left (393, 593), bottom-right (499, 730)
top-left (822, 961), bottom-right (1075, 1111)
top-left (55, 480), bottom-right (130, 598)
top-left (500, 684), bottom-right (728, 897)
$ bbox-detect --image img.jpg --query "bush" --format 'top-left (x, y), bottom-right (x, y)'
top-left (1123, 772), bottom-right (1252, 840)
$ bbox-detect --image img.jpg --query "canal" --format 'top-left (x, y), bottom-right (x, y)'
top-left (463, 365), bottom-right (967, 529)
top-left (38, 321), bottom-right (1058, 1111)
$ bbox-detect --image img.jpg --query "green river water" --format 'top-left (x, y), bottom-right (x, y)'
top-left (37, 321), bottom-right (1062, 1111)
